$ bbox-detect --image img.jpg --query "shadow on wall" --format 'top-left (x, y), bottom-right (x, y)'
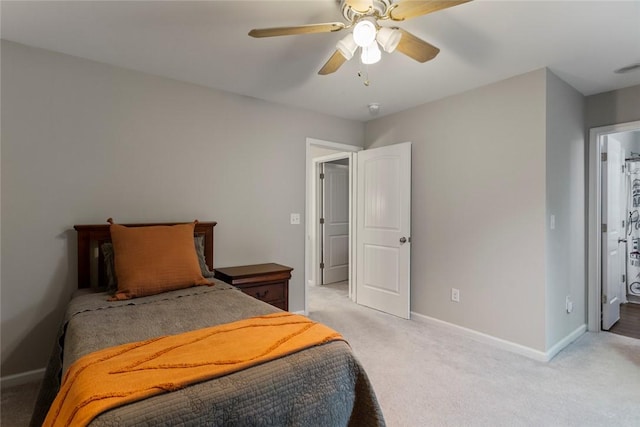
top-left (1, 229), bottom-right (77, 378)
top-left (1, 305), bottom-right (62, 378)
top-left (587, 86), bottom-right (640, 129)
top-left (591, 96), bottom-right (619, 128)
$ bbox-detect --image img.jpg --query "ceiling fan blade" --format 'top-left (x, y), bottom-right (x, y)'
top-left (395, 29), bottom-right (440, 63)
top-left (318, 51), bottom-right (348, 75)
top-left (390, 0), bottom-right (471, 21)
top-left (249, 22), bottom-right (345, 38)
top-left (344, 0), bottom-right (374, 13)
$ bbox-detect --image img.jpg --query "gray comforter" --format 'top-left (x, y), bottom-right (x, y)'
top-left (31, 281), bottom-right (385, 426)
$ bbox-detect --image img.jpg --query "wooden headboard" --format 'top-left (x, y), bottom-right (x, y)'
top-left (73, 221), bottom-right (217, 289)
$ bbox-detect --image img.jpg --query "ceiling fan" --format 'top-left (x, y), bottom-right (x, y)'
top-left (249, 0), bottom-right (471, 75)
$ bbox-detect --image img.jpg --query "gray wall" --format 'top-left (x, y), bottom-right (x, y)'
top-left (544, 70), bottom-right (586, 349)
top-left (365, 69), bottom-right (549, 351)
top-left (0, 41), bottom-right (364, 376)
top-left (4, 38), bottom-right (629, 377)
top-left (585, 84), bottom-right (640, 129)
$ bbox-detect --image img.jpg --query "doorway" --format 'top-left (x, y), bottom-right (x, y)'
top-left (304, 138), bottom-right (361, 315)
top-left (588, 120), bottom-right (640, 337)
top-left (305, 138), bottom-right (412, 319)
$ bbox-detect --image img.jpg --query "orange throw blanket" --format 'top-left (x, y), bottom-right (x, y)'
top-left (44, 313), bottom-right (344, 427)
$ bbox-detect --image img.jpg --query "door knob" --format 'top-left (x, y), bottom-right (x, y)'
top-left (400, 237), bottom-right (407, 244)
top-left (619, 238), bottom-right (627, 244)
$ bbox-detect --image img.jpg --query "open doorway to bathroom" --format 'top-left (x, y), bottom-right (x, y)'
top-left (589, 120), bottom-right (640, 340)
top-left (610, 133), bottom-right (640, 339)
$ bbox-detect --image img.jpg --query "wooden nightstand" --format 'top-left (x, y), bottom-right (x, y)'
top-left (214, 263), bottom-right (292, 311)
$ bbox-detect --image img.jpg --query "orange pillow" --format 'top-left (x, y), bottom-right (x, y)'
top-left (109, 222), bottom-right (210, 300)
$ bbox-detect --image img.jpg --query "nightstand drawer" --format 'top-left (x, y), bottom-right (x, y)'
top-left (238, 282), bottom-right (285, 303)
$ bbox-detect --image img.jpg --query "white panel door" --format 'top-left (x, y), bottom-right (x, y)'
top-left (602, 136), bottom-right (623, 330)
top-left (356, 142), bottom-right (411, 319)
top-left (322, 162), bottom-right (349, 284)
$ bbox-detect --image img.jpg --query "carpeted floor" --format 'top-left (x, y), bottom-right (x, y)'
top-left (308, 282), bottom-right (640, 427)
top-left (2, 283), bottom-right (639, 426)
top-left (1, 379), bottom-right (40, 426)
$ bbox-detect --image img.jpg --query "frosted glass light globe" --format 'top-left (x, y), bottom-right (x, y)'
top-left (336, 33), bottom-right (358, 60)
top-left (376, 27), bottom-right (402, 53)
top-left (353, 20), bottom-right (377, 48)
top-left (361, 42), bottom-right (381, 65)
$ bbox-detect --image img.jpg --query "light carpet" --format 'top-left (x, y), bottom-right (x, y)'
top-left (308, 282), bottom-right (640, 427)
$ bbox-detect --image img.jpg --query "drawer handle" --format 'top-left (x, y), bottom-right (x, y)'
top-left (256, 290), bottom-right (269, 299)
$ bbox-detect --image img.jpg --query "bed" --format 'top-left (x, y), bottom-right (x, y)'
top-left (30, 221), bottom-right (385, 426)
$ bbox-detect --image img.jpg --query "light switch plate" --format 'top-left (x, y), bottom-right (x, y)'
top-left (290, 213), bottom-right (300, 225)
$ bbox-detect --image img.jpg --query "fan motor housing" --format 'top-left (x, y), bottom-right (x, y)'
top-left (342, 0), bottom-right (392, 22)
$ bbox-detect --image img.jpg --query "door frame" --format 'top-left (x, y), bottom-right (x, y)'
top-left (305, 138), bottom-right (362, 315)
top-left (588, 120), bottom-right (640, 331)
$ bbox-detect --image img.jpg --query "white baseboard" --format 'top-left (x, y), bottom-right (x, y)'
top-left (1, 367), bottom-right (45, 389)
top-left (545, 324), bottom-right (587, 360)
top-left (410, 311), bottom-right (586, 362)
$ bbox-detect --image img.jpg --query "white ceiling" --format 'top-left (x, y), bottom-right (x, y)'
top-left (2, 0), bottom-right (639, 122)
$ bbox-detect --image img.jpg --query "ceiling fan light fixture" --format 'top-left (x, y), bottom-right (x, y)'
top-left (376, 27), bottom-right (402, 53)
top-left (336, 33), bottom-right (358, 60)
top-left (353, 20), bottom-right (377, 47)
top-left (361, 42), bottom-right (381, 65)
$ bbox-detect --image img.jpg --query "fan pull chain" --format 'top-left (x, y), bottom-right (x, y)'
top-left (357, 67), bottom-right (371, 87)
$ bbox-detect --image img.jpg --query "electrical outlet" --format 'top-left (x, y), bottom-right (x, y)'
top-left (451, 288), bottom-right (460, 302)
top-left (565, 295), bottom-right (573, 313)
top-left (290, 213), bottom-right (300, 225)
